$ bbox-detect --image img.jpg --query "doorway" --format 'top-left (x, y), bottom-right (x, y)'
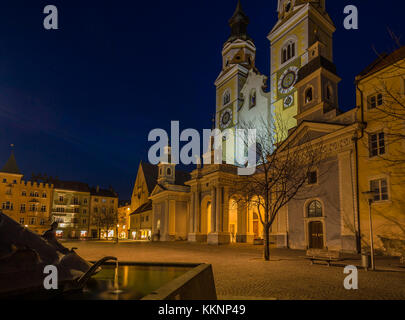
top-left (308, 221), bottom-right (324, 249)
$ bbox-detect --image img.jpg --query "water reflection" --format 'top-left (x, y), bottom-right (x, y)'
top-left (66, 265), bottom-right (191, 300)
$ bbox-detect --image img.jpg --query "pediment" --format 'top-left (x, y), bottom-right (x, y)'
top-left (280, 121), bottom-right (345, 151)
top-left (150, 184), bottom-right (166, 197)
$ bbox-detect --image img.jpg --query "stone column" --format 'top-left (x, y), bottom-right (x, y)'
top-left (216, 186), bottom-right (222, 232)
top-left (194, 191), bottom-right (200, 233)
top-left (186, 200), bottom-right (190, 235)
top-left (151, 203), bottom-right (156, 236)
top-left (222, 187), bottom-right (230, 233)
top-left (189, 192), bottom-right (195, 233)
top-left (210, 187), bottom-right (216, 233)
top-left (163, 199), bottom-right (169, 241)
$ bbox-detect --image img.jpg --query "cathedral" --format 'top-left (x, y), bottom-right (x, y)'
top-left (127, 0), bottom-right (405, 255)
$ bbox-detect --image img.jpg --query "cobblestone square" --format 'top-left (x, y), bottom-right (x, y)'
top-left (63, 241), bottom-right (405, 300)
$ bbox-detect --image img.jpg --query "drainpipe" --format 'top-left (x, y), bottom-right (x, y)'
top-left (353, 79), bottom-right (367, 253)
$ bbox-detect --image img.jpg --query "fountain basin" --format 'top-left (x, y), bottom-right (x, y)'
top-left (1, 262), bottom-right (217, 300)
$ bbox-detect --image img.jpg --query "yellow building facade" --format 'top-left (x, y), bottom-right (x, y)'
top-left (89, 187), bottom-right (119, 239)
top-left (269, 0), bottom-right (335, 138)
top-left (117, 201), bottom-right (131, 239)
top-left (356, 47), bottom-right (405, 254)
top-left (0, 150), bottom-right (53, 235)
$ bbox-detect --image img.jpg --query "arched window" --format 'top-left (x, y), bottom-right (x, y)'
top-left (305, 87), bottom-right (313, 104)
top-left (167, 168), bottom-right (172, 176)
top-left (223, 90), bottom-right (231, 106)
top-left (281, 40), bottom-right (296, 64)
top-left (326, 85), bottom-right (333, 101)
top-left (307, 200), bottom-right (322, 218)
top-left (285, 1), bottom-right (292, 13)
top-left (249, 90), bottom-right (256, 108)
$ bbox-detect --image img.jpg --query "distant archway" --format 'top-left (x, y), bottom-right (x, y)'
top-left (229, 198), bottom-right (238, 243)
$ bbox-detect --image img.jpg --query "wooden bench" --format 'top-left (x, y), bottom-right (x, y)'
top-left (253, 239), bottom-right (264, 245)
top-left (305, 249), bottom-right (342, 267)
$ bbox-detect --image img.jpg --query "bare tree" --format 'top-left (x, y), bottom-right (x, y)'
top-left (234, 116), bottom-right (324, 260)
top-left (93, 207), bottom-right (118, 240)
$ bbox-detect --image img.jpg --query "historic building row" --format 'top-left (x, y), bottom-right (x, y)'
top-left (0, 154), bottom-right (118, 238)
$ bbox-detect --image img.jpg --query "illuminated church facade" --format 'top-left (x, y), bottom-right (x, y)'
top-left (127, 0), bottom-right (405, 254)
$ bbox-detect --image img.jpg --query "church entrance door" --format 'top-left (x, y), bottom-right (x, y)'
top-left (308, 221), bottom-right (324, 249)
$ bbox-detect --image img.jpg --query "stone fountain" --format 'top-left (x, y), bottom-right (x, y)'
top-left (0, 211), bottom-right (112, 298)
top-left (0, 211), bottom-right (217, 300)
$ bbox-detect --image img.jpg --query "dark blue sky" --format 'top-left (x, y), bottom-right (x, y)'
top-left (0, 0), bottom-right (403, 200)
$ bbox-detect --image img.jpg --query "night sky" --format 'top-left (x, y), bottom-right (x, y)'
top-left (0, 0), bottom-right (403, 200)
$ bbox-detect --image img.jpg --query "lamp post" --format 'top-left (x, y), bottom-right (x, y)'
top-left (116, 224), bottom-right (119, 244)
top-left (362, 191), bottom-right (376, 271)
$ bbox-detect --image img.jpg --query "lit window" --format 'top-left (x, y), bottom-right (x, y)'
top-left (2, 202), bottom-right (13, 210)
top-left (20, 218), bottom-right (24, 225)
top-left (369, 132), bottom-right (385, 157)
top-left (307, 200), bottom-right (322, 218)
top-left (41, 205), bottom-right (46, 212)
top-left (370, 178), bottom-right (388, 201)
top-left (368, 93), bottom-right (383, 109)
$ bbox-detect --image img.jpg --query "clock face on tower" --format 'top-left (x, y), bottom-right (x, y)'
top-left (278, 66), bottom-right (299, 95)
top-left (220, 108), bottom-right (233, 129)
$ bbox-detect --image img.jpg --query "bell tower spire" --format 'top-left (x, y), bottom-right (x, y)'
top-left (227, 0), bottom-right (252, 43)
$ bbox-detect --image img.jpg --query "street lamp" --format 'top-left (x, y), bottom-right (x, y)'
top-left (116, 224), bottom-right (119, 243)
top-left (362, 190), bottom-right (377, 271)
